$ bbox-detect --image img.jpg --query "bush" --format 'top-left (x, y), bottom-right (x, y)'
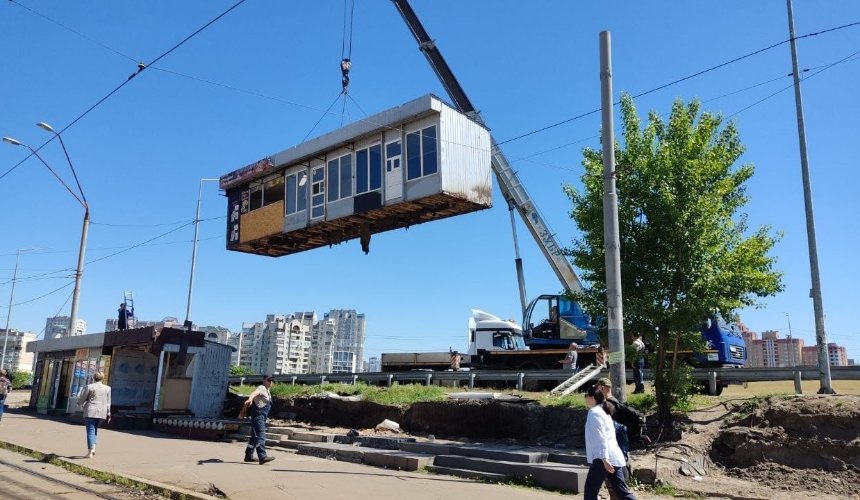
top-left (229, 365), bottom-right (254, 376)
top-left (11, 370), bottom-right (32, 389)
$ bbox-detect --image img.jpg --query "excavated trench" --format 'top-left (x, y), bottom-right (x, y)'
top-left (709, 395), bottom-right (860, 497)
top-left (224, 394), bottom-right (588, 446)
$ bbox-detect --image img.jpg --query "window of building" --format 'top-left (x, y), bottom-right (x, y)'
top-left (311, 166), bottom-right (325, 219)
top-left (285, 170), bottom-right (308, 215)
top-left (355, 144), bottom-right (382, 194)
top-left (249, 180), bottom-right (263, 211)
top-left (327, 153), bottom-right (353, 202)
top-left (263, 174), bottom-right (285, 206)
top-left (406, 125), bottom-right (438, 181)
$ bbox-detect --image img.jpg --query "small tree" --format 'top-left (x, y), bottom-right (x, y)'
top-left (565, 94), bottom-right (783, 429)
top-left (230, 364), bottom-right (254, 377)
top-left (11, 370), bottom-right (32, 389)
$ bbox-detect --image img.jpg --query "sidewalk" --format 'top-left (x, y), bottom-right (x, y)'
top-left (0, 408), bottom-right (569, 500)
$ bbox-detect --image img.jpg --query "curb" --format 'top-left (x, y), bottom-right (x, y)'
top-left (0, 440), bottom-right (223, 500)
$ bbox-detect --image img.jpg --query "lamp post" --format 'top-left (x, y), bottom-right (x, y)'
top-left (184, 178), bottom-right (220, 330)
top-left (3, 126), bottom-right (88, 337)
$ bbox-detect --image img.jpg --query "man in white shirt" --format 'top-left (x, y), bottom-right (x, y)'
top-left (631, 334), bottom-right (646, 394)
top-left (243, 375), bottom-right (276, 464)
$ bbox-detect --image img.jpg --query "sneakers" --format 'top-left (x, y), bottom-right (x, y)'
top-left (259, 456), bottom-right (275, 465)
top-left (244, 456), bottom-right (256, 462)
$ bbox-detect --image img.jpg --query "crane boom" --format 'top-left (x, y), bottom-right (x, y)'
top-left (391, 0), bottom-right (583, 295)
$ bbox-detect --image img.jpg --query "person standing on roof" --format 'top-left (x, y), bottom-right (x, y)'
top-left (117, 303), bottom-right (133, 331)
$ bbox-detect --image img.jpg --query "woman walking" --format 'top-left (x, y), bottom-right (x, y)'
top-left (583, 385), bottom-right (636, 500)
top-left (76, 372), bottom-right (111, 458)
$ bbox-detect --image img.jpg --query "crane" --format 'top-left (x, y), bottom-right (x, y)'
top-left (391, 0), bottom-right (584, 319)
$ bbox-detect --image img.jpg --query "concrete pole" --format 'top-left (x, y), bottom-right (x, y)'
top-left (68, 208), bottom-right (89, 336)
top-left (184, 178), bottom-right (219, 330)
top-left (600, 31), bottom-right (627, 401)
top-left (1, 251), bottom-right (21, 369)
top-left (786, 0), bottom-right (833, 394)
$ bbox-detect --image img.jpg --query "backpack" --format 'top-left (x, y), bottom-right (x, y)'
top-left (607, 399), bottom-right (645, 439)
top-left (0, 377), bottom-right (9, 396)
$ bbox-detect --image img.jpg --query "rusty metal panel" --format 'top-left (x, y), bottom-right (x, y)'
top-left (439, 104), bottom-right (492, 206)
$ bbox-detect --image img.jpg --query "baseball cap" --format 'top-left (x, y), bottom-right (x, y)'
top-left (596, 377), bottom-right (611, 387)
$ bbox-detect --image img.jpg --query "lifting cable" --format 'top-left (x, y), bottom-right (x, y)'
top-left (340, 0), bottom-right (355, 94)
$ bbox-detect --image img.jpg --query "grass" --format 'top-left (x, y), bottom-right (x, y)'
top-left (719, 379), bottom-right (860, 397)
top-left (232, 382), bottom-right (449, 405)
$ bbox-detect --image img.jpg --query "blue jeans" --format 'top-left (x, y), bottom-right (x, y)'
top-left (245, 413), bottom-right (267, 459)
top-left (584, 459), bottom-right (636, 500)
top-left (0, 396), bottom-right (6, 419)
top-left (85, 417), bottom-right (102, 450)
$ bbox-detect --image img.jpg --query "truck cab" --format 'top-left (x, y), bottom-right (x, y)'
top-left (700, 313), bottom-right (747, 367)
top-left (522, 295), bottom-right (600, 349)
top-left (467, 310), bottom-right (527, 355)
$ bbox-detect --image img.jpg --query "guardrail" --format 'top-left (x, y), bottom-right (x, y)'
top-left (229, 365), bottom-right (860, 394)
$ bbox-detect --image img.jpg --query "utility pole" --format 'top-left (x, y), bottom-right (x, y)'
top-left (184, 178), bottom-right (219, 331)
top-left (600, 31), bottom-right (626, 401)
top-left (784, 312), bottom-right (795, 367)
top-left (786, 0), bottom-right (833, 393)
top-left (1, 251), bottom-right (22, 369)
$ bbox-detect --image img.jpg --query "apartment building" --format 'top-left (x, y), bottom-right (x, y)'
top-left (802, 343), bottom-right (849, 367)
top-left (0, 329), bottom-right (37, 372)
top-left (325, 309), bottom-right (366, 373)
top-left (308, 317), bottom-right (336, 374)
top-left (748, 330), bottom-right (804, 368)
top-left (45, 316), bottom-right (86, 338)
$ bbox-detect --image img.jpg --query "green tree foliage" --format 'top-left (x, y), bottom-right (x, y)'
top-left (564, 95), bottom-right (783, 426)
top-left (229, 364), bottom-right (254, 377)
top-left (11, 370), bottom-right (32, 389)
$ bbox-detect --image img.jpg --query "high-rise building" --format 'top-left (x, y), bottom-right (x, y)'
top-left (0, 329), bottom-right (36, 372)
top-left (750, 330), bottom-right (804, 368)
top-left (740, 325), bottom-right (760, 367)
top-left (45, 316), bottom-right (86, 338)
top-left (325, 309), bottom-right (366, 373)
top-left (367, 356), bottom-right (381, 373)
top-left (227, 331), bottom-right (243, 366)
top-left (308, 318), bottom-right (336, 374)
top-left (801, 343), bottom-right (849, 367)
top-left (239, 322), bottom-right (266, 373)
top-left (257, 314), bottom-right (310, 375)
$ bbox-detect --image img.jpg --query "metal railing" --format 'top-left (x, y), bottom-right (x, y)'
top-left (229, 365), bottom-right (860, 393)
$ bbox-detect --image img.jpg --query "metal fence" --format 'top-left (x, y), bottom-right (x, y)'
top-left (229, 365), bottom-right (860, 393)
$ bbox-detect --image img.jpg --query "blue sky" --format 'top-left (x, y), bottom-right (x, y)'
top-left (1, 1), bottom-right (858, 364)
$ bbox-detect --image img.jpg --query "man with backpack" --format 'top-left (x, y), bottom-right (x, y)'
top-left (595, 378), bottom-right (647, 453)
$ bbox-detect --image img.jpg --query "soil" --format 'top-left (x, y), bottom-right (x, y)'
top-left (631, 394), bottom-right (860, 499)
top-left (225, 392), bottom-right (860, 499)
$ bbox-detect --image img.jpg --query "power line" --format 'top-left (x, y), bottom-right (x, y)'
top-left (0, 0), bottom-right (249, 182)
top-left (497, 19), bottom-right (860, 146)
top-left (0, 281), bottom-right (74, 309)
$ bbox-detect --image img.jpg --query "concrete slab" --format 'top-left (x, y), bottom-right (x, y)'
top-left (433, 455), bottom-right (587, 493)
top-left (333, 435), bottom-right (416, 450)
top-left (400, 442), bottom-right (548, 463)
top-left (362, 450), bottom-right (435, 472)
top-left (425, 465), bottom-right (509, 483)
top-left (291, 431), bottom-right (336, 443)
top-left (548, 452), bottom-right (589, 466)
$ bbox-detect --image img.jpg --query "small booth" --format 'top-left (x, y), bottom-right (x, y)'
top-left (27, 326), bottom-right (232, 422)
top-left (220, 94), bottom-right (492, 256)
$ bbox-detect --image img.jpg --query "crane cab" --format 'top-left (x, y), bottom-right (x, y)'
top-left (523, 294), bottom-right (598, 349)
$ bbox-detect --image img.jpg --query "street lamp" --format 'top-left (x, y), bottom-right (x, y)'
top-left (3, 126), bottom-right (89, 337)
top-left (184, 178), bottom-right (220, 330)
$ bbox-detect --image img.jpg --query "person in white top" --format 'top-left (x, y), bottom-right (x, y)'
top-left (243, 375), bottom-right (276, 464)
top-left (583, 385), bottom-right (636, 500)
top-left (631, 334), bottom-right (646, 394)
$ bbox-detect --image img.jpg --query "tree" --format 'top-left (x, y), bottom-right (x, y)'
top-left (230, 364), bottom-right (253, 377)
top-left (564, 94), bottom-right (783, 429)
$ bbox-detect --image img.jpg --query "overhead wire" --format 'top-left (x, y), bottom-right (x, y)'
top-left (0, 0), bottom-right (249, 182)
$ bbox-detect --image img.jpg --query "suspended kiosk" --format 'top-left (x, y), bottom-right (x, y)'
top-left (221, 94), bottom-right (492, 256)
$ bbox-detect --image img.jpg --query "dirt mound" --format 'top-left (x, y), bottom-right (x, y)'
top-left (710, 395), bottom-right (860, 498)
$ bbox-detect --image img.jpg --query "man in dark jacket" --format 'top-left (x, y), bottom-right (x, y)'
top-left (117, 303), bottom-right (133, 331)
